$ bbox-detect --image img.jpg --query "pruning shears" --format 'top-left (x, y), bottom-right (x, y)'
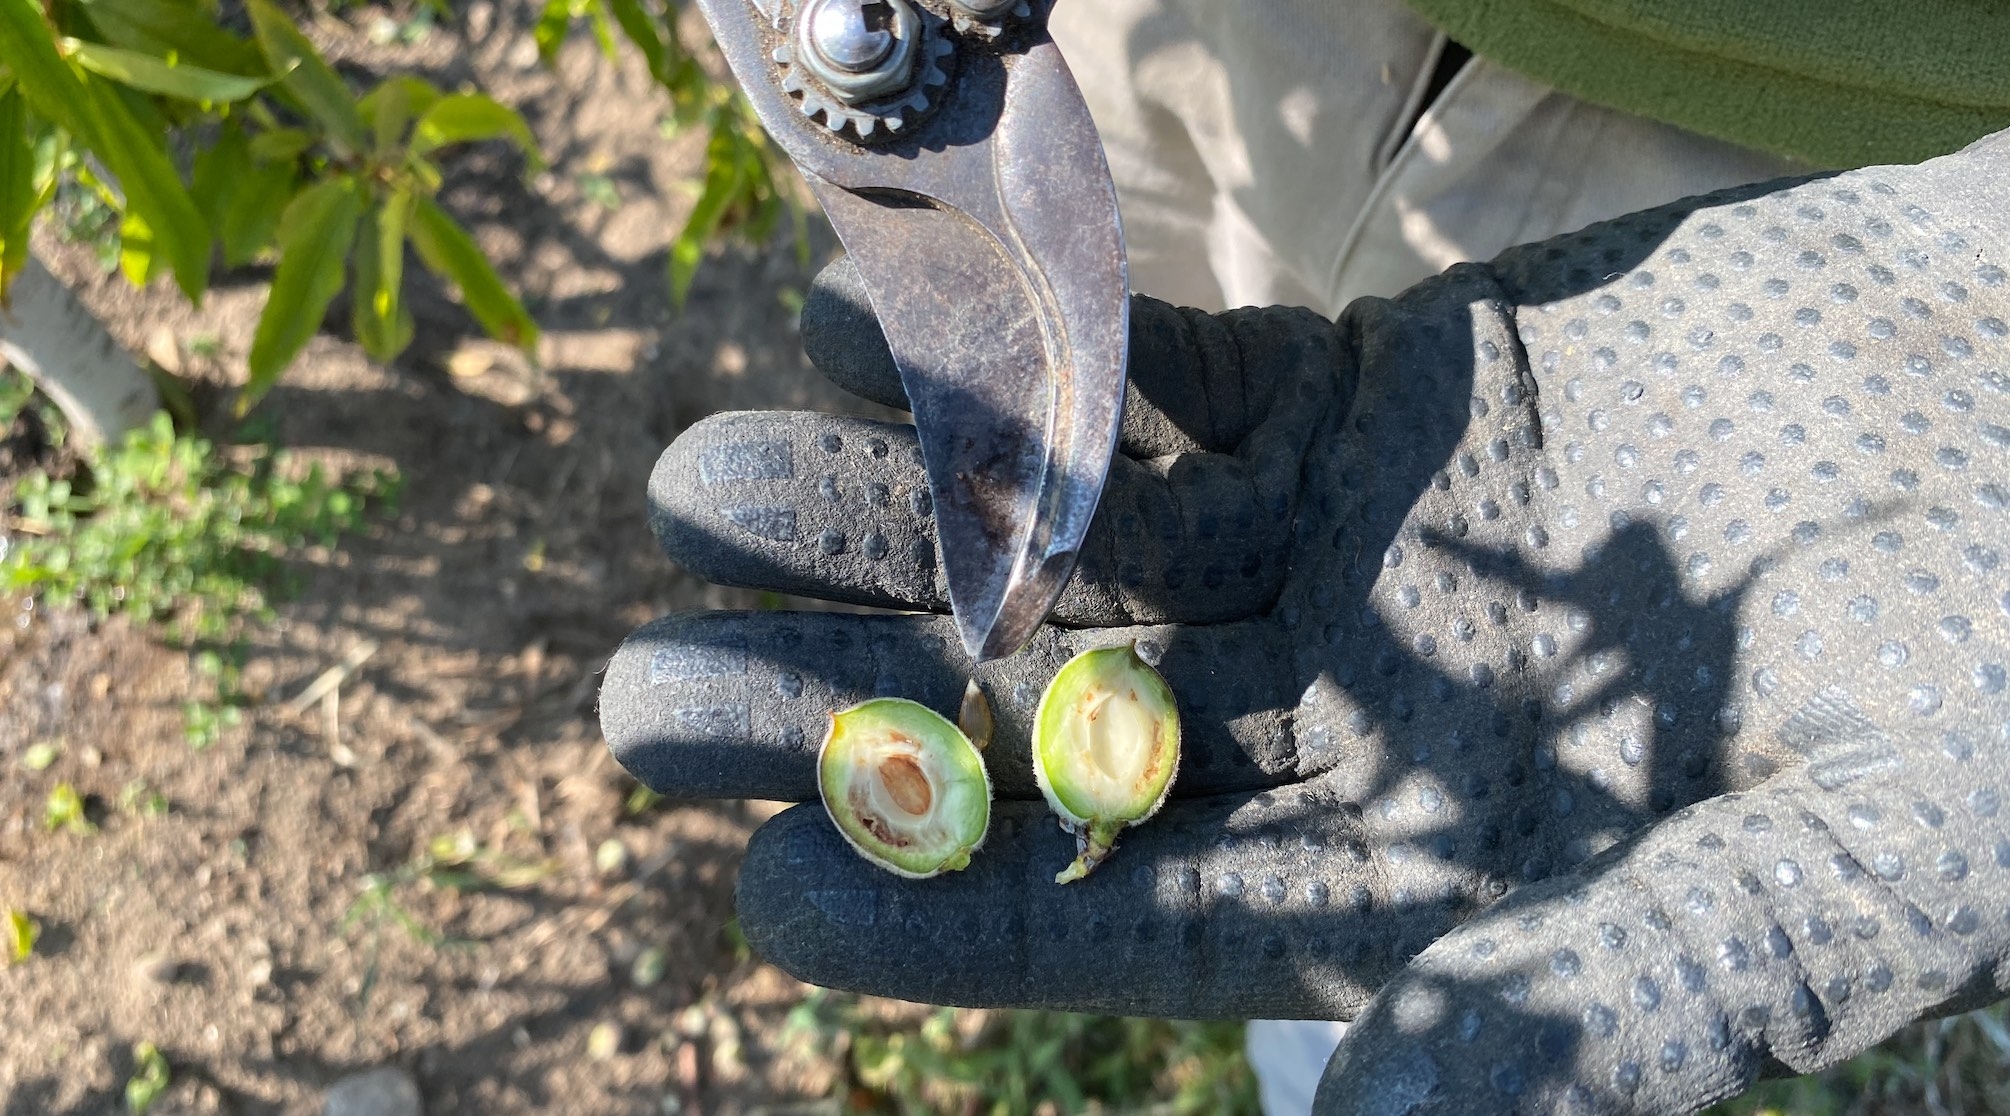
top-left (691, 0), bottom-right (1128, 662)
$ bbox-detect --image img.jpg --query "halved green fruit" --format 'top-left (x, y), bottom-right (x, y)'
top-left (818, 698), bottom-right (992, 879)
top-left (1033, 645), bottom-right (1180, 883)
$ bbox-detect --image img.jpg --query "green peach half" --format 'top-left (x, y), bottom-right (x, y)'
top-left (1032, 644), bottom-right (1180, 883)
top-left (818, 698), bottom-right (992, 879)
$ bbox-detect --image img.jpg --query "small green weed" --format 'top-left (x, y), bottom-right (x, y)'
top-left (0, 369), bottom-right (38, 431)
top-left (5, 383), bottom-right (393, 748)
top-left (722, 915), bottom-right (751, 966)
top-left (43, 782), bottom-right (95, 835)
top-left (344, 872), bottom-right (448, 952)
top-left (124, 1042), bottom-right (171, 1114)
top-left (49, 161), bottom-right (125, 275)
top-left (364, 3), bottom-right (441, 46)
top-left (344, 829), bottom-right (553, 952)
top-left (2, 402), bottom-right (399, 644)
top-left (622, 781), bottom-right (665, 817)
top-left (784, 991), bottom-right (1258, 1115)
top-left (181, 699), bottom-right (244, 750)
top-left (182, 645), bottom-right (250, 750)
top-left (118, 780), bottom-right (170, 818)
top-left (579, 173), bottom-right (622, 209)
top-left (6, 909), bottom-right (37, 963)
top-left (341, 830), bottom-right (557, 1013)
top-left (422, 829), bottom-right (558, 892)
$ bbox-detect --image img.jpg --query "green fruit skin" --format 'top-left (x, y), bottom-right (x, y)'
top-left (818, 697), bottom-right (992, 879)
top-left (1032, 645), bottom-right (1180, 883)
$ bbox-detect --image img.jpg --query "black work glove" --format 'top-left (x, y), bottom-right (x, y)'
top-left (602, 130), bottom-right (2010, 1114)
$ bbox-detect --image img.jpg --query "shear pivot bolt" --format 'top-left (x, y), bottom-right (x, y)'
top-left (799, 0), bottom-right (919, 104)
top-left (944, 0), bottom-right (1029, 36)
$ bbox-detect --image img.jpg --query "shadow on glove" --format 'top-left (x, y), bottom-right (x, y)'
top-left (603, 133), bottom-right (2010, 1115)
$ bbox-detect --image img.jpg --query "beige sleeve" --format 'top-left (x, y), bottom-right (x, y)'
top-left (1050, 0), bottom-right (1811, 318)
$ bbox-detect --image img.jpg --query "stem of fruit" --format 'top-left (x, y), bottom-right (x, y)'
top-left (1054, 820), bottom-right (1123, 884)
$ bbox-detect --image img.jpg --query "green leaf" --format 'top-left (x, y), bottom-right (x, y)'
top-left (352, 187), bottom-right (413, 361)
top-left (408, 195), bottom-right (537, 351)
top-left (669, 124), bottom-right (747, 310)
top-left (533, 0), bottom-right (571, 65)
top-left (412, 93), bottom-right (543, 167)
top-left (248, 127), bottom-right (315, 163)
top-left (0, 86), bottom-right (37, 296)
top-left (30, 125), bottom-right (62, 202)
top-left (0, 1), bottom-right (97, 141)
top-left (125, 1041), bottom-right (170, 1114)
top-left (119, 208), bottom-right (165, 286)
top-left (0, 2), bottom-right (212, 296)
top-left (605, 0), bottom-right (674, 85)
top-left (244, 176), bottom-right (362, 408)
top-left (77, 72), bottom-right (210, 298)
top-left (220, 156), bottom-right (296, 267)
top-left (82, 0), bottom-right (265, 74)
top-left (65, 40), bottom-right (274, 103)
top-left (190, 122), bottom-right (252, 234)
top-left (103, 64), bottom-right (170, 138)
top-left (245, 0), bottom-right (366, 155)
top-left (5, 909), bottom-right (35, 962)
top-left (584, 0), bottom-right (619, 61)
top-left (358, 74), bottom-right (442, 156)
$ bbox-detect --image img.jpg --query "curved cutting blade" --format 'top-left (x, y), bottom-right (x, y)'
top-left (695, 0), bottom-right (1129, 662)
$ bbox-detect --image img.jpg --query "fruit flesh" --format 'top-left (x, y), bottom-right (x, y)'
top-left (819, 698), bottom-right (991, 879)
top-left (1033, 645), bottom-right (1179, 883)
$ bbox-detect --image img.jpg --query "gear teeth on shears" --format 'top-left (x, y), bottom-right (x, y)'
top-left (772, 21), bottom-right (952, 143)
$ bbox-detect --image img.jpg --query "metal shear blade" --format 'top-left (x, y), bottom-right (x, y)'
top-left (694, 0), bottom-right (1129, 662)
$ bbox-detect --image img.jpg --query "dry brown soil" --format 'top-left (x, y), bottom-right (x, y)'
top-left (0, 4), bottom-right (890, 1112)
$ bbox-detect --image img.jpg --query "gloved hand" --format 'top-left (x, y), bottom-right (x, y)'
top-left (601, 130), bottom-right (2010, 1114)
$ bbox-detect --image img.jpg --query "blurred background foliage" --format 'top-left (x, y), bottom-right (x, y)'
top-left (0, 0), bottom-right (794, 413)
top-left (782, 993), bottom-right (1260, 1116)
top-left (1715, 1004), bottom-right (2010, 1116)
top-left (0, 0), bottom-right (795, 644)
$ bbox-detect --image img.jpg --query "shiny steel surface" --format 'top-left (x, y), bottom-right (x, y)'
top-left (695, 0), bottom-right (1129, 662)
top-left (805, 0), bottom-right (895, 72)
top-left (797, 0), bottom-right (917, 103)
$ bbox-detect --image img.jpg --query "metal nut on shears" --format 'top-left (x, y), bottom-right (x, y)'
top-left (775, 0), bottom-right (952, 142)
top-left (943, 0), bottom-right (1032, 39)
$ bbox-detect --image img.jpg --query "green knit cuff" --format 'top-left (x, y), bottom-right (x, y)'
top-left (1400, 0), bottom-right (2010, 167)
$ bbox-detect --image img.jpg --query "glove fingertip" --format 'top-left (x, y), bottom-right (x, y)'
top-left (737, 801), bottom-right (1037, 1005)
top-left (735, 803), bottom-right (863, 984)
top-left (599, 612), bottom-right (820, 801)
top-left (803, 257), bottom-right (909, 411)
top-left (1314, 1029), bottom-right (1450, 1115)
